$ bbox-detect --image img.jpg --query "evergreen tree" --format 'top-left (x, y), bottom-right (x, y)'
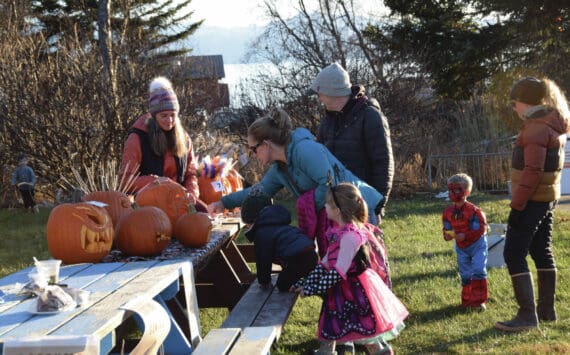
top-left (30, 0), bottom-right (203, 59)
top-left (366, 1), bottom-right (568, 100)
top-left (365, 0), bottom-right (509, 100)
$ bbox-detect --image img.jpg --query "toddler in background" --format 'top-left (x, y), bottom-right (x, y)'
top-left (11, 153), bottom-right (38, 213)
top-left (442, 173), bottom-right (488, 310)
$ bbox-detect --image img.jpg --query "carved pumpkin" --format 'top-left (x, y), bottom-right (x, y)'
top-left (134, 177), bottom-right (191, 226)
top-left (198, 176), bottom-right (232, 204)
top-left (46, 202), bottom-right (114, 264)
top-left (116, 206), bottom-right (172, 256)
top-left (84, 191), bottom-right (133, 228)
top-left (174, 207), bottom-right (213, 248)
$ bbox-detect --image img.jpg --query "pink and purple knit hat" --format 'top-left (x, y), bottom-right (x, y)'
top-left (149, 77), bottom-right (179, 115)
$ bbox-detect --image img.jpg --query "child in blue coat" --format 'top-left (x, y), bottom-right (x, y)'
top-left (241, 187), bottom-right (318, 291)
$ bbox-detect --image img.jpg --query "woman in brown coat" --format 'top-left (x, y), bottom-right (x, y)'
top-left (495, 76), bottom-right (569, 331)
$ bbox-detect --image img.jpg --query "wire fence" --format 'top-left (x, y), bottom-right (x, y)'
top-left (427, 152), bottom-right (511, 193)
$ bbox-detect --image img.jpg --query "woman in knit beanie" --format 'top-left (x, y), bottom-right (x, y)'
top-left (120, 77), bottom-right (204, 209)
top-left (495, 76), bottom-right (570, 332)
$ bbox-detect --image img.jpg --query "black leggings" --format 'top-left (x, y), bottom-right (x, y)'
top-left (277, 249), bottom-right (318, 292)
top-left (19, 188), bottom-right (36, 208)
top-left (503, 201), bottom-right (556, 275)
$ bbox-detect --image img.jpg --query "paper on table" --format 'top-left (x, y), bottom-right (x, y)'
top-left (120, 297), bottom-right (171, 354)
top-left (3, 335), bottom-right (99, 355)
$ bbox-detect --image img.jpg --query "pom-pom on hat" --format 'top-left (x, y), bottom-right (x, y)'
top-left (309, 63), bottom-right (352, 97)
top-left (510, 76), bottom-right (547, 105)
top-left (241, 184), bottom-right (273, 224)
top-left (149, 77), bottom-right (180, 115)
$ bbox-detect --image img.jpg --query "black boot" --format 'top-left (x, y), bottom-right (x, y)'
top-left (537, 269), bottom-right (556, 321)
top-left (495, 273), bottom-right (538, 331)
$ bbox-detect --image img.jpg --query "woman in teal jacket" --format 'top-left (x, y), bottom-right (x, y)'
top-left (207, 107), bottom-right (383, 224)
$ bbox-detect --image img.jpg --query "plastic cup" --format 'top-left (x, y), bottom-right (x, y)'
top-left (36, 259), bottom-right (62, 285)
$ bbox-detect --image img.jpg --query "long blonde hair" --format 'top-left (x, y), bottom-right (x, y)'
top-left (146, 116), bottom-right (189, 158)
top-left (543, 78), bottom-right (570, 121)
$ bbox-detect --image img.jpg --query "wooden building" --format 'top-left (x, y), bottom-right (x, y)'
top-left (176, 55), bottom-right (230, 113)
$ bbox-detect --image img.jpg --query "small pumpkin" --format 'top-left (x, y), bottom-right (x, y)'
top-left (174, 206), bottom-right (213, 248)
top-left (134, 177), bottom-right (191, 226)
top-left (115, 206), bottom-right (172, 256)
top-left (198, 175), bottom-right (232, 204)
top-left (46, 202), bottom-right (114, 264)
top-left (84, 190), bottom-right (133, 228)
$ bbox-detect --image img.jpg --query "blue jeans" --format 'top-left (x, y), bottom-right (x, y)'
top-left (503, 201), bottom-right (556, 275)
top-left (455, 236), bottom-right (488, 286)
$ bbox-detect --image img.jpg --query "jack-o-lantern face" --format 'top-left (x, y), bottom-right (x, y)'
top-left (134, 177), bottom-right (192, 226)
top-left (47, 202), bottom-right (114, 264)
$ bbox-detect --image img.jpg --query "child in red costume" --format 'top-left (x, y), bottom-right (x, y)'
top-left (442, 173), bottom-right (488, 310)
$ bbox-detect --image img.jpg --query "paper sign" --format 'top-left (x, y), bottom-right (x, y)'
top-left (120, 297), bottom-right (170, 354)
top-left (3, 335), bottom-right (99, 355)
top-left (240, 152), bottom-right (249, 166)
top-left (84, 201), bottom-right (108, 208)
top-left (211, 180), bottom-right (224, 192)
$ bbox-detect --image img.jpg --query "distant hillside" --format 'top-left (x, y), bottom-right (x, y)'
top-left (185, 25), bottom-right (264, 64)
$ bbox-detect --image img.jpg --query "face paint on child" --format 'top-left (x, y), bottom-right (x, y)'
top-left (447, 183), bottom-right (470, 203)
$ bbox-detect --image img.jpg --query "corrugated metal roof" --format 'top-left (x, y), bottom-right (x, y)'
top-left (178, 55), bottom-right (225, 79)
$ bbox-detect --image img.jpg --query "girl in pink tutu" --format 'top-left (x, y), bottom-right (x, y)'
top-left (290, 182), bottom-right (408, 355)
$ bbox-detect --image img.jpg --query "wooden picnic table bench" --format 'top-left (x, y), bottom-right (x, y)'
top-left (194, 273), bottom-right (299, 354)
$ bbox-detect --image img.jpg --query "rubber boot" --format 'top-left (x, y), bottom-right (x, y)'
top-left (470, 279), bottom-right (489, 310)
top-left (461, 283), bottom-right (471, 308)
top-left (495, 272), bottom-right (538, 331)
top-left (537, 269), bottom-right (556, 321)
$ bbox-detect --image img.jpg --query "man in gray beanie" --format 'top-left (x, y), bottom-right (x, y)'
top-left (310, 63), bottom-right (394, 221)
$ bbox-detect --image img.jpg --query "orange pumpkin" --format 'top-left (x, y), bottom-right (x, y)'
top-left (134, 177), bottom-right (191, 226)
top-left (46, 202), bottom-right (114, 264)
top-left (84, 190), bottom-right (133, 228)
top-left (115, 206), bottom-right (172, 256)
top-left (198, 176), bottom-right (232, 204)
top-left (174, 207), bottom-right (213, 248)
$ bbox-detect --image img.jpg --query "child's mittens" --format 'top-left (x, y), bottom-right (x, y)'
top-left (444, 230), bottom-right (455, 241)
top-left (455, 233), bottom-right (466, 242)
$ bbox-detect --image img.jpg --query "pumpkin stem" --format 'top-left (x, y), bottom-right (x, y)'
top-left (187, 204), bottom-right (197, 214)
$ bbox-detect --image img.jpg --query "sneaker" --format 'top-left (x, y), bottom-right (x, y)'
top-left (467, 303), bottom-right (486, 312)
top-left (33, 205), bottom-right (40, 214)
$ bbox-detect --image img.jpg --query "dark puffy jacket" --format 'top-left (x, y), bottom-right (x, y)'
top-left (317, 85), bottom-right (394, 211)
top-left (511, 105), bottom-right (569, 211)
top-left (245, 205), bottom-right (315, 285)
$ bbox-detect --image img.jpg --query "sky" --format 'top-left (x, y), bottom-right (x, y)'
top-left (189, 0), bottom-right (269, 28)
top-left (187, 0), bottom-right (386, 29)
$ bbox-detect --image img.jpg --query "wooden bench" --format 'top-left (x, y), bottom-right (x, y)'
top-left (194, 274), bottom-right (298, 354)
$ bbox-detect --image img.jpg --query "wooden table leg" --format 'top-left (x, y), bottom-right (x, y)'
top-left (195, 251), bottom-right (250, 308)
top-left (222, 241), bottom-right (256, 284)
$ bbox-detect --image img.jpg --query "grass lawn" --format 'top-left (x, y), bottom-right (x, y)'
top-left (1, 193), bottom-right (569, 354)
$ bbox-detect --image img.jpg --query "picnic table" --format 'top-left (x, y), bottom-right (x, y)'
top-left (0, 219), bottom-right (248, 354)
